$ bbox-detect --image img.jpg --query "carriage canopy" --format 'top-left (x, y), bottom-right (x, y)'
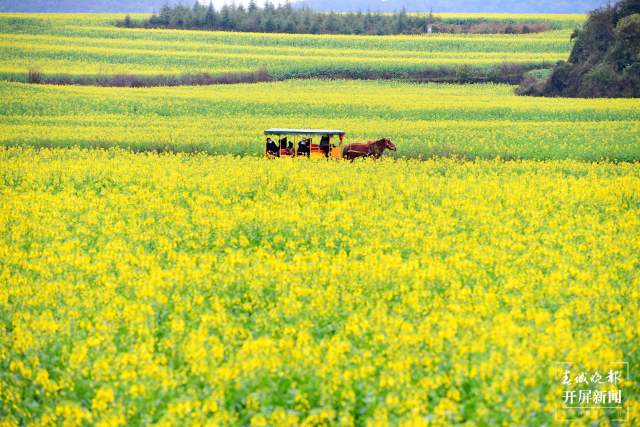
top-left (264, 128), bottom-right (346, 137)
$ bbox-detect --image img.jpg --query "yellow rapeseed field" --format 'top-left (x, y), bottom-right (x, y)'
top-left (1, 10), bottom-right (638, 427)
top-left (0, 13), bottom-right (575, 79)
top-left (2, 80), bottom-right (639, 161)
top-left (1, 147), bottom-right (638, 426)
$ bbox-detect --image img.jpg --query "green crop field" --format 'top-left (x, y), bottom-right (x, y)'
top-left (0, 13), bottom-right (580, 80)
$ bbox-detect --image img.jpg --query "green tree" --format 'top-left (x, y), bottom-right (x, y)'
top-left (616, 0), bottom-right (640, 21)
top-left (610, 13), bottom-right (640, 69)
top-left (219, 5), bottom-right (232, 30)
top-left (395, 7), bottom-right (408, 34)
top-left (533, 0), bottom-right (640, 97)
top-left (205, 2), bottom-right (216, 28)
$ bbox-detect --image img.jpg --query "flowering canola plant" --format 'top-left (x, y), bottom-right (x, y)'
top-left (1, 147), bottom-right (638, 426)
top-left (1, 80), bottom-right (639, 161)
top-left (0, 13), bottom-right (576, 79)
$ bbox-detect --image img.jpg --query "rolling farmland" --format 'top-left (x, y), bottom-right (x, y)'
top-left (1, 80), bottom-right (639, 160)
top-left (1, 11), bottom-right (639, 427)
top-left (0, 14), bottom-right (580, 80)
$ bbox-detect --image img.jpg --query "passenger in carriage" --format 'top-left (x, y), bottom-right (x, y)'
top-left (277, 137), bottom-right (294, 156)
top-left (319, 135), bottom-right (331, 157)
top-left (298, 138), bottom-right (310, 156)
top-left (265, 137), bottom-right (279, 157)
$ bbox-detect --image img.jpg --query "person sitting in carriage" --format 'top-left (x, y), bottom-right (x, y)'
top-left (266, 137), bottom-right (279, 157)
top-left (298, 138), bottom-right (310, 156)
top-left (319, 135), bottom-right (331, 157)
top-left (279, 138), bottom-right (295, 156)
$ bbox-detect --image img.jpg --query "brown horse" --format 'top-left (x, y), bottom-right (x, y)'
top-left (342, 138), bottom-right (397, 161)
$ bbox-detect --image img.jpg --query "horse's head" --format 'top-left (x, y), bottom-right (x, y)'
top-left (383, 138), bottom-right (397, 151)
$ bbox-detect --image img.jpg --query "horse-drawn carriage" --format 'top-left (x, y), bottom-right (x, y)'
top-left (263, 128), bottom-right (397, 160)
top-left (264, 128), bottom-right (345, 159)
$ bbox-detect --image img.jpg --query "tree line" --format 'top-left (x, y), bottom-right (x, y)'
top-left (117, 1), bottom-right (549, 35)
top-left (518, 0), bottom-right (640, 97)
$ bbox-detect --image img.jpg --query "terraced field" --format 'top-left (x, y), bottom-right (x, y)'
top-left (0, 13), bottom-right (581, 80)
top-left (1, 80), bottom-right (639, 160)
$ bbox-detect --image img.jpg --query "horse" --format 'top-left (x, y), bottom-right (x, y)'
top-left (342, 138), bottom-right (397, 161)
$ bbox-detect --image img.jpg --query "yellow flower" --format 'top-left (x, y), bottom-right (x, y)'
top-left (92, 387), bottom-right (115, 413)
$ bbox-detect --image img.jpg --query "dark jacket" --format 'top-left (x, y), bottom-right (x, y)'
top-left (266, 140), bottom-right (279, 155)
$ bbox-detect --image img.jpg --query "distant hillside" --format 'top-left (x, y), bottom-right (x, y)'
top-left (0, 0), bottom-right (607, 14)
top-left (297, 0), bottom-right (607, 14)
top-left (0, 1), bottom-right (182, 13)
top-left (518, 0), bottom-right (640, 98)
